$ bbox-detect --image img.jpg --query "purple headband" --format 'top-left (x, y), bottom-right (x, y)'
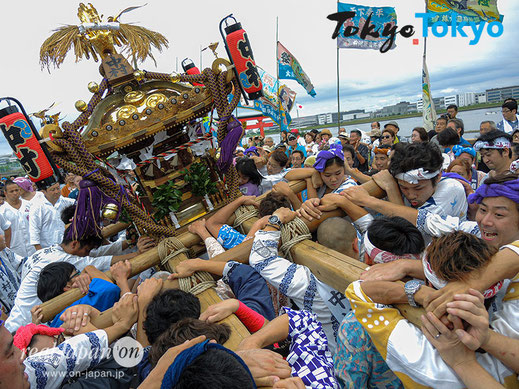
top-left (313, 143), bottom-right (344, 172)
top-left (13, 177), bottom-right (34, 192)
top-left (468, 179), bottom-right (519, 204)
top-left (244, 146), bottom-right (259, 157)
top-left (443, 172), bottom-right (471, 186)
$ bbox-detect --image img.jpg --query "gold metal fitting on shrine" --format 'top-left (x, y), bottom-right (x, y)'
top-left (169, 72), bottom-right (181, 83)
top-left (88, 82), bottom-right (99, 93)
top-left (101, 203), bottom-right (119, 221)
top-left (133, 70), bottom-right (145, 82)
top-left (75, 100), bottom-right (88, 112)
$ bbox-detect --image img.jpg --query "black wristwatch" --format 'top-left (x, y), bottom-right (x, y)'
top-left (268, 215), bottom-right (283, 229)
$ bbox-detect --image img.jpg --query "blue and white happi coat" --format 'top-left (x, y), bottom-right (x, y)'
top-left (249, 230), bottom-right (351, 353)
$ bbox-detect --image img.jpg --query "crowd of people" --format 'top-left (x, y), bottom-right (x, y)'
top-left (0, 99), bottom-right (517, 388)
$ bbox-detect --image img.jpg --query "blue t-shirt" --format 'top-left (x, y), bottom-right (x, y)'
top-left (217, 224), bottom-right (246, 250)
top-left (49, 278), bottom-right (121, 328)
top-left (286, 144), bottom-right (307, 158)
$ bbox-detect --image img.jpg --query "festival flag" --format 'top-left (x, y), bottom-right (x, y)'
top-left (277, 41), bottom-right (316, 97)
top-left (233, 67), bottom-right (296, 132)
top-left (426, 0), bottom-right (501, 25)
top-left (422, 56), bottom-right (437, 133)
top-left (335, 3), bottom-right (397, 51)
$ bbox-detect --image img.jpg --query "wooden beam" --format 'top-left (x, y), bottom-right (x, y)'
top-left (101, 222), bottom-right (130, 238)
top-left (40, 178), bottom-right (387, 324)
top-left (90, 281), bottom-right (250, 350)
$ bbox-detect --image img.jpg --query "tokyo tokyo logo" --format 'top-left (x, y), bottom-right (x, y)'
top-left (416, 13), bottom-right (503, 45)
top-left (328, 10), bottom-right (503, 53)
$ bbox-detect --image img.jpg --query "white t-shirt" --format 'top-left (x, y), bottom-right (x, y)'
top-left (0, 199), bottom-right (35, 257)
top-left (29, 195), bottom-right (75, 248)
top-left (0, 212), bottom-right (10, 232)
top-left (5, 245), bottom-right (112, 332)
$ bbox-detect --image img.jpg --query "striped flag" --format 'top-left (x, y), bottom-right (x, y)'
top-left (422, 56), bottom-right (437, 133)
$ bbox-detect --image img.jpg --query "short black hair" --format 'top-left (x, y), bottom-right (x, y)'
top-left (3, 180), bottom-right (17, 189)
top-left (351, 129), bottom-right (362, 137)
top-left (367, 216), bottom-right (425, 255)
top-left (150, 318), bottom-right (231, 367)
top-left (173, 348), bottom-right (255, 389)
top-left (143, 289), bottom-right (201, 345)
top-left (447, 104), bottom-right (458, 111)
top-left (438, 127), bottom-right (460, 147)
top-left (235, 157), bottom-right (263, 186)
top-left (291, 150), bottom-right (305, 159)
top-left (258, 192), bottom-right (291, 217)
top-left (503, 99), bottom-right (518, 113)
top-left (37, 262), bottom-right (77, 302)
top-left (373, 121), bottom-right (381, 128)
top-left (437, 116), bottom-right (448, 124)
top-left (61, 204), bottom-right (76, 225)
top-left (389, 142), bottom-right (443, 177)
top-left (270, 150), bottom-right (289, 168)
top-left (61, 225), bottom-right (103, 249)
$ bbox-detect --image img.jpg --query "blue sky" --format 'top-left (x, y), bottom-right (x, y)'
top-left (0, 1), bottom-right (517, 155)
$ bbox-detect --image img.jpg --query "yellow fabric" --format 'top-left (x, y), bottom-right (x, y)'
top-left (503, 273), bottom-right (519, 302)
top-left (345, 283), bottom-right (432, 388)
top-left (345, 283), bottom-right (402, 361)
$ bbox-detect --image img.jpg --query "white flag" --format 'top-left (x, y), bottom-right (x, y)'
top-left (422, 57), bottom-right (437, 133)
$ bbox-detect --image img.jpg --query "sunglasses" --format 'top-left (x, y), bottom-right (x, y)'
top-left (381, 135), bottom-right (392, 139)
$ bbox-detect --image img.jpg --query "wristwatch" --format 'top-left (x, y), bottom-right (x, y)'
top-left (404, 280), bottom-right (425, 307)
top-left (267, 214), bottom-right (283, 230)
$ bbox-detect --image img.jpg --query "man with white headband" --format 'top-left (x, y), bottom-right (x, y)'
top-left (474, 130), bottom-right (513, 182)
top-left (350, 142), bottom-right (468, 221)
top-left (344, 172), bottom-right (519, 252)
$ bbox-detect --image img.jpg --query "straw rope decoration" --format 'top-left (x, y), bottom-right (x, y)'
top-left (279, 217), bottom-right (313, 261)
top-left (158, 238), bottom-right (215, 296)
top-left (49, 65), bottom-right (243, 240)
top-left (233, 205), bottom-right (259, 234)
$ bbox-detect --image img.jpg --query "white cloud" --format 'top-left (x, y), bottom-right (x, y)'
top-left (0, 0), bottom-right (517, 154)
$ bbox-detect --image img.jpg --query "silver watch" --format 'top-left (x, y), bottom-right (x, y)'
top-left (404, 280), bottom-right (425, 307)
top-left (268, 215), bottom-right (283, 229)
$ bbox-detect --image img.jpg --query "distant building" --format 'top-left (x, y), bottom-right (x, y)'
top-left (317, 113), bottom-right (333, 125)
top-left (444, 95), bottom-right (458, 107)
top-left (342, 109), bottom-right (371, 121)
top-left (475, 92), bottom-right (487, 104)
top-left (486, 86), bottom-right (519, 103)
top-left (416, 97), bottom-right (444, 112)
top-left (458, 92), bottom-right (476, 107)
top-left (376, 101), bottom-right (415, 117)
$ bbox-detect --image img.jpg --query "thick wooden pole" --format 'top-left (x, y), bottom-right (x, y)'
top-left (40, 179), bottom-right (387, 323)
top-left (40, 247), bottom-right (163, 322)
top-left (101, 222), bottom-right (130, 238)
